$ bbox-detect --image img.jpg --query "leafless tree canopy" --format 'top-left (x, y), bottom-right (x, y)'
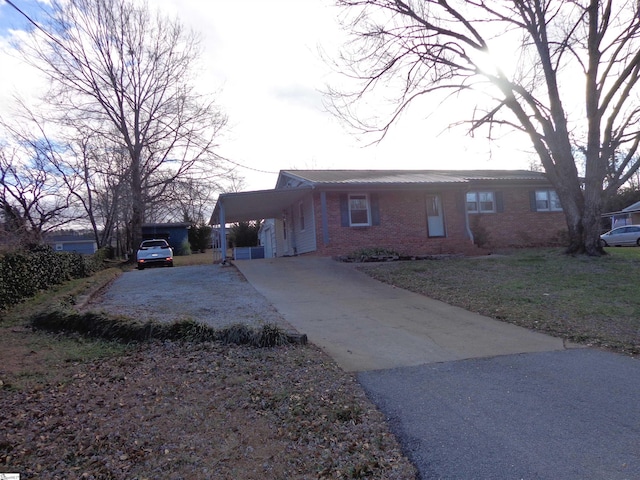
top-left (15, 0), bottom-right (228, 253)
top-left (0, 131), bottom-right (74, 246)
top-left (330, 0), bottom-right (640, 254)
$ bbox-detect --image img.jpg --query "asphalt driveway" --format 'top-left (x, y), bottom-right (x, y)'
top-left (235, 256), bottom-right (640, 480)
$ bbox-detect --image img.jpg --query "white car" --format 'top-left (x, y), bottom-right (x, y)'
top-left (599, 225), bottom-right (640, 247)
top-left (136, 239), bottom-right (174, 269)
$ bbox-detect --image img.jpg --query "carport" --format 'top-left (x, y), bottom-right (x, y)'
top-left (210, 186), bottom-right (312, 262)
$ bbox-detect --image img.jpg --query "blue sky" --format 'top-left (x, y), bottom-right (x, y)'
top-left (0, 0), bottom-right (47, 35)
top-left (0, 0), bottom-right (534, 191)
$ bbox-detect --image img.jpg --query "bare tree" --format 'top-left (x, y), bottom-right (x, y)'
top-left (329, 0), bottom-right (640, 255)
top-left (221, 172), bottom-right (247, 194)
top-left (0, 138), bottom-right (73, 246)
top-left (17, 0), bottom-right (228, 256)
top-left (61, 130), bottom-right (131, 249)
top-left (157, 176), bottom-right (218, 224)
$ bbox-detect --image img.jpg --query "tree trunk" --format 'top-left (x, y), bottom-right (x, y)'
top-left (582, 177), bottom-right (606, 256)
top-left (130, 156), bottom-right (143, 260)
top-left (562, 185), bottom-right (605, 256)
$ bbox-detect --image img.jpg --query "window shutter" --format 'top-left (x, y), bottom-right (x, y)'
top-left (495, 191), bottom-right (504, 213)
top-left (371, 193), bottom-right (380, 226)
top-left (340, 194), bottom-right (349, 227)
top-left (529, 191), bottom-right (537, 211)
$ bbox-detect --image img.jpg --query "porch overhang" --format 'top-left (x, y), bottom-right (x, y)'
top-left (210, 186), bottom-right (313, 225)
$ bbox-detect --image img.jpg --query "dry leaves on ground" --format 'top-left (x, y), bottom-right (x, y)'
top-left (1, 339), bottom-right (417, 480)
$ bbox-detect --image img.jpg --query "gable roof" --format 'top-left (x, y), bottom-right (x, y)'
top-left (211, 169), bottom-right (551, 225)
top-left (622, 201), bottom-right (640, 212)
top-left (276, 169), bottom-right (548, 189)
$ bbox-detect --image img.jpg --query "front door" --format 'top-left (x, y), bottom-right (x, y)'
top-left (426, 194), bottom-right (445, 237)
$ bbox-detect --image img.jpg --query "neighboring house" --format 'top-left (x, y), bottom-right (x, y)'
top-left (603, 201), bottom-right (640, 229)
top-left (141, 223), bottom-right (191, 253)
top-left (47, 234), bottom-right (98, 255)
top-left (210, 170), bottom-right (568, 261)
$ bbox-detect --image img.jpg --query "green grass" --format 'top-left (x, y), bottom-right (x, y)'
top-left (358, 248), bottom-right (640, 354)
top-left (0, 267), bottom-right (130, 389)
top-left (1, 267), bottom-right (122, 327)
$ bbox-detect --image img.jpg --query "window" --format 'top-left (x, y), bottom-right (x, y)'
top-left (298, 201), bottom-right (305, 231)
top-left (466, 192), bottom-right (495, 213)
top-left (535, 190), bottom-right (562, 211)
top-left (349, 193), bottom-right (371, 226)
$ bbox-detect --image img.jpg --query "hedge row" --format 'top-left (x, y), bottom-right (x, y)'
top-left (0, 246), bottom-right (109, 311)
top-left (30, 311), bottom-right (293, 347)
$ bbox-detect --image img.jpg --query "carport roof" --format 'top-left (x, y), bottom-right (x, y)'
top-left (210, 186), bottom-right (312, 225)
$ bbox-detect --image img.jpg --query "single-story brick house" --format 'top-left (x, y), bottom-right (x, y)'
top-left (210, 170), bottom-right (567, 261)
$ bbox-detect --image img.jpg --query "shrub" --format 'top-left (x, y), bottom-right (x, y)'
top-left (0, 248), bottom-right (108, 311)
top-left (164, 318), bottom-right (217, 342)
top-left (217, 323), bottom-right (255, 345)
top-left (253, 323), bottom-right (290, 347)
top-left (189, 223), bottom-right (212, 252)
top-left (176, 239), bottom-right (192, 256)
top-left (30, 310), bottom-right (156, 341)
top-left (31, 312), bottom-right (292, 348)
top-left (229, 221), bottom-right (261, 248)
top-left (345, 247), bottom-right (401, 262)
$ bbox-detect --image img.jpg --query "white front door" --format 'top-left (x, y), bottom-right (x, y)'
top-left (426, 194), bottom-right (445, 237)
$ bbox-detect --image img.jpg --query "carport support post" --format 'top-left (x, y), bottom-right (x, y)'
top-left (219, 201), bottom-right (227, 263)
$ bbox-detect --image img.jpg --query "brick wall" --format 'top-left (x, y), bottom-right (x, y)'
top-left (311, 190), bottom-right (480, 257)
top-left (307, 187), bottom-right (567, 257)
top-left (468, 187), bottom-right (567, 248)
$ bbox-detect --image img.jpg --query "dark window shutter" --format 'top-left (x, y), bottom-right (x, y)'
top-left (495, 191), bottom-right (504, 213)
top-left (340, 194), bottom-right (349, 227)
top-left (371, 194), bottom-right (380, 226)
top-left (529, 191), bottom-right (537, 212)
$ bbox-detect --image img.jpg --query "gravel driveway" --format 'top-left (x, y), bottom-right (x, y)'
top-left (89, 264), bottom-right (294, 330)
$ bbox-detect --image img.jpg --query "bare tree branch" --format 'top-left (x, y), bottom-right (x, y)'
top-left (329, 0), bottom-right (640, 254)
top-left (16, 0), bottom-right (229, 254)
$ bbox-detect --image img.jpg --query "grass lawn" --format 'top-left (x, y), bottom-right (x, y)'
top-left (173, 250), bottom-right (217, 267)
top-left (358, 247), bottom-right (640, 355)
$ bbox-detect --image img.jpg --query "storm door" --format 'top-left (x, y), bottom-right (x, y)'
top-left (426, 194), bottom-right (445, 237)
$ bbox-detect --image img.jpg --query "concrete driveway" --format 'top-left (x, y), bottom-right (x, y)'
top-left (235, 257), bottom-right (640, 479)
top-left (234, 256), bottom-right (574, 372)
